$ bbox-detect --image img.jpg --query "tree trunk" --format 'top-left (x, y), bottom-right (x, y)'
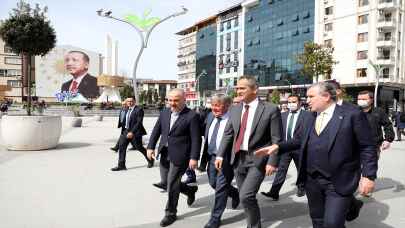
top-left (27, 54), bottom-right (32, 116)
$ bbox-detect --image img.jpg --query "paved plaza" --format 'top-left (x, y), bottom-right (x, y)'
top-left (0, 116), bottom-right (404, 228)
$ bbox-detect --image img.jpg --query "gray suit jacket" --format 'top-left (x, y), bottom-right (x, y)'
top-left (216, 100), bottom-right (282, 169)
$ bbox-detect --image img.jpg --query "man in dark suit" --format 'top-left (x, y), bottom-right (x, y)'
top-left (202, 94), bottom-right (239, 228)
top-left (215, 75), bottom-right (282, 228)
top-left (147, 89), bottom-right (202, 227)
top-left (256, 82), bottom-right (378, 228)
top-left (261, 94), bottom-right (309, 200)
top-left (111, 96), bottom-right (153, 171)
top-left (61, 50), bottom-right (100, 99)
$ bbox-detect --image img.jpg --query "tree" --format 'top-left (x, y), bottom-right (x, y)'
top-left (119, 84), bottom-right (134, 100)
top-left (296, 42), bottom-right (337, 83)
top-left (270, 89), bottom-right (281, 104)
top-left (0, 0), bottom-right (56, 115)
top-left (153, 89), bottom-right (159, 103)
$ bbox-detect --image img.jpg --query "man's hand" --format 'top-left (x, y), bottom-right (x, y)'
top-left (359, 177), bottom-right (375, 197)
top-left (215, 159), bottom-right (223, 171)
top-left (147, 149), bottom-right (155, 160)
top-left (265, 165), bottom-right (277, 176)
top-left (189, 159), bottom-right (198, 170)
top-left (126, 132), bottom-right (134, 139)
top-left (380, 140), bottom-right (390, 151)
top-left (255, 144), bottom-right (279, 157)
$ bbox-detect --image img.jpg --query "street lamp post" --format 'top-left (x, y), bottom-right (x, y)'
top-left (369, 60), bottom-right (383, 108)
top-left (195, 70), bottom-right (207, 106)
top-left (97, 7), bottom-right (188, 102)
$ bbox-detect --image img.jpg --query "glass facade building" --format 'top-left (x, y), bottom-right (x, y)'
top-left (196, 22), bottom-right (217, 96)
top-left (244, 0), bottom-right (315, 87)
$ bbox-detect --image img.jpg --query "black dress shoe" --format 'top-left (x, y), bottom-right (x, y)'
top-left (231, 195), bottom-right (240, 209)
top-left (260, 191), bottom-right (279, 201)
top-left (160, 215), bottom-right (176, 227)
top-left (204, 219), bottom-right (220, 228)
top-left (153, 182), bottom-right (167, 191)
top-left (346, 199), bottom-right (364, 221)
top-left (110, 147), bottom-right (118, 152)
top-left (111, 166), bottom-right (127, 171)
top-left (296, 188), bottom-right (306, 197)
top-left (147, 159), bottom-right (155, 168)
top-left (187, 186), bottom-right (198, 206)
top-left (129, 147), bottom-right (136, 150)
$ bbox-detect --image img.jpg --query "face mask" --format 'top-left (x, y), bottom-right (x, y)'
top-left (357, 100), bottom-right (370, 108)
top-left (287, 103), bottom-right (298, 111)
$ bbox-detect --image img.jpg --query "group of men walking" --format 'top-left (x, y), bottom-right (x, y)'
top-left (109, 75), bottom-right (398, 228)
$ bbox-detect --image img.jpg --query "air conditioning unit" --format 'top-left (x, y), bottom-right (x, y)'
top-left (324, 16), bottom-right (329, 21)
top-left (378, 28), bottom-right (384, 33)
top-left (323, 32), bottom-right (329, 37)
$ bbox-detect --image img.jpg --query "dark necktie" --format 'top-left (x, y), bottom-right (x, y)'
top-left (235, 105), bottom-right (249, 153)
top-left (207, 117), bottom-right (222, 155)
top-left (286, 112), bottom-right (296, 140)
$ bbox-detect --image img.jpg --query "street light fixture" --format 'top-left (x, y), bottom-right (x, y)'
top-left (97, 7), bottom-right (188, 102)
top-left (369, 59), bottom-right (383, 108)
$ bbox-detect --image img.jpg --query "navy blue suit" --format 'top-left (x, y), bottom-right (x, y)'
top-left (203, 113), bottom-right (239, 224)
top-left (279, 104), bottom-right (378, 228)
top-left (147, 107), bottom-right (202, 216)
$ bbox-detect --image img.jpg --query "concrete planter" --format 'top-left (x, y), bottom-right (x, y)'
top-left (1, 115), bottom-right (62, 151)
top-left (94, 115), bottom-right (103, 121)
top-left (71, 117), bottom-right (82, 127)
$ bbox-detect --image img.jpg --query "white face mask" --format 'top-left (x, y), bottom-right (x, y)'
top-left (357, 100), bottom-right (370, 108)
top-left (287, 103), bottom-right (298, 111)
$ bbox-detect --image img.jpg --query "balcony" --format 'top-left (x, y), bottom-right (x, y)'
top-left (376, 36), bottom-right (396, 47)
top-left (378, 0), bottom-right (397, 10)
top-left (376, 55), bottom-right (395, 65)
top-left (377, 17), bottom-right (396, 28)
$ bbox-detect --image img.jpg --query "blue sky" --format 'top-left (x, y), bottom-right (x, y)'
top-left (0, 0), bottom-right (240, 80)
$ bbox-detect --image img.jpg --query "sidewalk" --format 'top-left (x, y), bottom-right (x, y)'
top-left (0, 117), bottom-right (404, 228)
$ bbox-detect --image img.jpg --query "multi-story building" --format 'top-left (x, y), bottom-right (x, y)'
top-left (243, 0), bottom-right (315, 92)
top-left (216, 4), bottom-right (244, 91)
top-left (315, 0), bottom-right (405, 109)
top-left (0, 38), bottom-right (23, 102)
top-left (176, 29), bottom-right (197, 107)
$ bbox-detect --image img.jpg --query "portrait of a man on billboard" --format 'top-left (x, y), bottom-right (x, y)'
top-left (61, 50), bottom-right (100, 99)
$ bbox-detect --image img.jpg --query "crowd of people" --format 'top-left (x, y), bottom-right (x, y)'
top-left (110, 76), bottom-right (404, 228)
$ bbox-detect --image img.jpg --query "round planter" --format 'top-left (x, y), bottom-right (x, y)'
top-left (71, 117), bottom-right (82, 127)
top-left (94, 115), bottom-right (103, 121)
top-left (1, 115), bottom-right (62, 151)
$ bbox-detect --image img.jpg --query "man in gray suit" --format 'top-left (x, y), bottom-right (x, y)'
top-left (215, 75), bottom-right (282, 228)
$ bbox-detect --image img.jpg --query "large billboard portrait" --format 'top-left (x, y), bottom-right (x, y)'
top-left (35, 45), bottom-right (101, 101)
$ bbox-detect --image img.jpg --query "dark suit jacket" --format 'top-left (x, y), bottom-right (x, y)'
top-left (216, 100), bottom-right (282, 169)
top-left (121, 106), bottom-right (147, 138)
top-left (147, 107), bottom-right (202, 166)
top-left (279, 104), bottom-right (378, 195)
top-left (61, 74), bottom-right (100, 99)
top-left (281, 109), bottom-right (311, 143)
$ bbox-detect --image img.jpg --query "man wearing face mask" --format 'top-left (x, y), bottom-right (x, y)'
top-left (357, 91), bottom-right (395, 156)
top-left (261, 95), bottom-right (310, 200)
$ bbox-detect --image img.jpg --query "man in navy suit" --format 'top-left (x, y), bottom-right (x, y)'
top-left (256, 82), bottom-right (378, 228)
top-left (261, 94), bottom-right (310, 200)
top-left (147, 89), bottom-right (201, 227)
top-left (111, 96), bottom-right (153, 171)
top-left (202, 94), bottom-right (239, 228)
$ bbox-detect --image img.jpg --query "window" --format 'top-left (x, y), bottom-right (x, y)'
top-left (358, 0), bottom-right (369, 7)
top-left (220, 22), bottom-right (224, 31)
top-left (358, 14), bottom-right (368, 25)
top-left (226, 67), bottom-right (230, 73)
top-left (7, 80), bottom-right (22, 88)
top-left (357, 50), bottom-right (368, 60)
top-left (234, 31), bottom-right (238, 49)
top-left (324, 39), bottom-right (333, 47)
top-left (219, 79), bottom-right (223, 87)
top-left (382, 68), bottom-right (390, 78)
top-left (220, 35), bottom-right (223, 52)
top-left (303, 11), bottom-right (311, 19)
top-left (325, 7), bottom-right (333, 16)
top-left (226, 33), bottom-right (231, 51)
top-left (292, 14), bottom-right (299, 22)
top-left (4, 57), bottom-right (22, 65)
top-left (234, 17), bottom-right (239, 27)
top-left (4, 46), bottom-right (13, 53)
top-left (357, 32), bottom-right (368, 42)
top-left (325, 23), bottom-right (333, 31)
top-left (227, 21), bottom-right (231, 29)
top-left (357, 68), bottom-right (367, 77)
top-left (234, 67), bottom-right (238, 73)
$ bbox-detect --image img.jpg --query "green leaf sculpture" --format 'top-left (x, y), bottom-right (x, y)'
top-left (124, 9), bottom-right (160, 30)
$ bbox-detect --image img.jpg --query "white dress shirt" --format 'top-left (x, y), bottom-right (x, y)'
top-left (285, 109), bottom-right (301, 140)
top-left (316, 103), bottom-right (336, 134)
top-left (240, 98), bottom-right (259, 151)
top-left (208, 112), bottom-right (229, 152)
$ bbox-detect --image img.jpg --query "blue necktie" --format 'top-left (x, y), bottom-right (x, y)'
top-left (207, 117), bottom-right (222, 155)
